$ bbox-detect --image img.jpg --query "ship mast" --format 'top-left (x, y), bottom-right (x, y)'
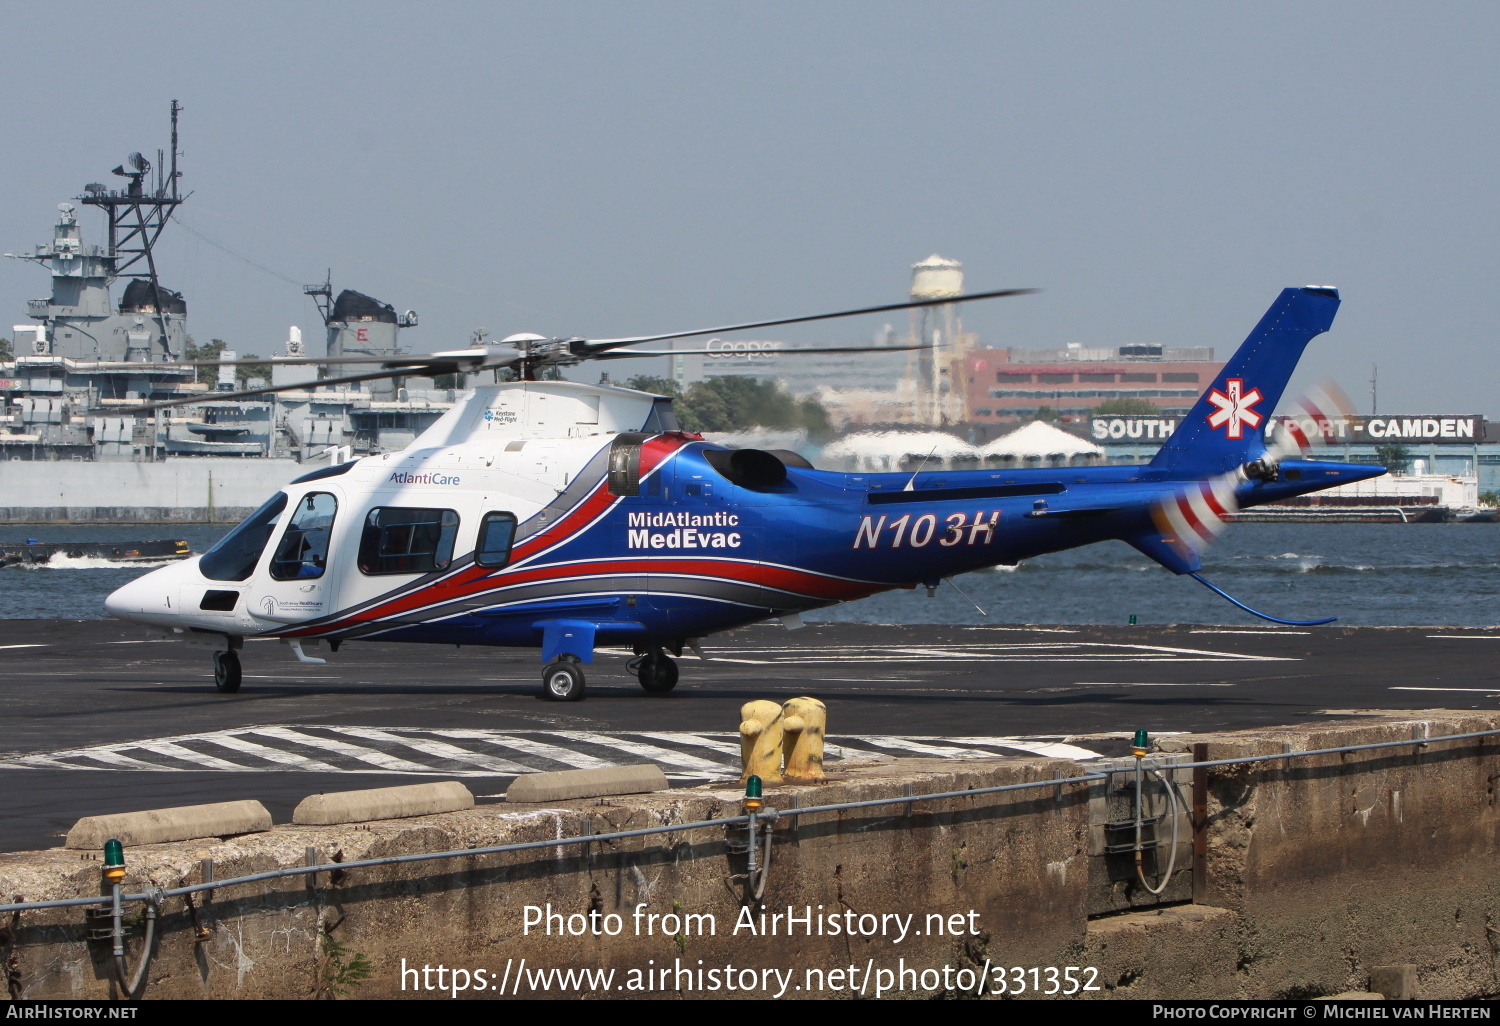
top-left (77, 100), bottom-right (186, 353)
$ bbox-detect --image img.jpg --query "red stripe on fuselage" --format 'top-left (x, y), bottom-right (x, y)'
top-left (278, 434), bottom-right (707, 636)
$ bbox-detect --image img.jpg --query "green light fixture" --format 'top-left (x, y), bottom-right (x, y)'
top-left (1131, 729), bottom-right (1150, 758)
top-left (103, 838), bottom-right (126, 884)
top-left (744, 774), bottom-right (763, 812)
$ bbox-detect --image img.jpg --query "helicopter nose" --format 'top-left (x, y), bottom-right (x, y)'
top-left (105, 562), bottom-right (182, 624)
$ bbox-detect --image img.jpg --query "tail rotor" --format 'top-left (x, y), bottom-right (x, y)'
top-left (1140, 380), bottom-right (1358, 627)
top-left (1247, 380), bottom-right (1358, 480)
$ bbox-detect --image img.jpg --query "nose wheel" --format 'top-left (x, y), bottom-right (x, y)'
top-left (213, 650), bottom-right (242, 693)
top-left (541, 657), bottom-right (586, 702)
top-left (635, 650), bottom-right (679, 694)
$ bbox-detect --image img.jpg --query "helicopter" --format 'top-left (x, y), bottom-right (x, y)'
top-left (103, 285), bottom-right (1383, 700)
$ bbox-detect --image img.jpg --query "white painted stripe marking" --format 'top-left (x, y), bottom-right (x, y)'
top-left (203, 675), bottom-right (342, 680)
top-left (328, 727), bottom-right (531, 773)
top-left (1189, 630), bottom-right (1310, 636)
top-left (629, 731), bottom-right (743, 757)
top-left (200, 734), bottom-right (345, 772)
top-left (3, 755), bottom-right (77, 769)
top-left (995, 740), bottom-right (1103, 760)
top-left (561, 731), bottom-right (728, 773)
top-left (248, 726), bottom-right (434, 773)
top-left (0, 645), bottom-right (46, 651)
top-left (10, 750), bottom-right (166, 771)
top-left (73, 750), bottom-right (179, 770)
top-left (132, 740), bottom-right (247, 772)
top-left (960, 627), bottom-right (1080, 633)
top-left (856, 737), bottom-right (1021, 759)
top-left (425, 729), bottom-right (617, 770)
top-left (0, 728), bottom-right (1107, 775)
top-left (1069, 682), bottom-right (1238, 687)
top-left (1424, 636), bottom-right (1500, 640)
top-left (677, 654), bottom-right (774, 664)
top-left (1390, 687), bottom-right (1500, 693)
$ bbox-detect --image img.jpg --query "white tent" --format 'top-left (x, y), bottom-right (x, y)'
top-left (821, 430), bottom-right (979, 471)
top-left (980, 421), bottom-right (1104, 462)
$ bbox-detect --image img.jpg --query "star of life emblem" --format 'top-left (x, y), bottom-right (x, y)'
top-left (1205, 378), bottom-right (1263, 439)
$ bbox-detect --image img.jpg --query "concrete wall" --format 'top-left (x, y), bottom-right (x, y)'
top-left (2, 711), bottom-right (1498, 1001)
top-left (0, 459), bottom-right (302, 523)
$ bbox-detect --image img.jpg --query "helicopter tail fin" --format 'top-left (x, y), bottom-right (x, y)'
top-left (1148, 287), bottom-right (1341, 477)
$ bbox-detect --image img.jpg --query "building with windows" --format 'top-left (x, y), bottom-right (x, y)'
top-left (964, 343), bottom-right (1225, 433)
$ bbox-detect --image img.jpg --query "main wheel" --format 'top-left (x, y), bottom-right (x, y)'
top-left (213, 650), bottom-right (242, 694)
top-left (541, 659), bottom-right (586, 702)
top-left (637, 652), bottom-right (679, 694)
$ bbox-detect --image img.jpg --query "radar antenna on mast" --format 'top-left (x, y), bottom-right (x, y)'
top-left (77, 100), bottom-right (187, 352)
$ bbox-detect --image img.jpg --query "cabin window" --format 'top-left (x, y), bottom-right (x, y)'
top-left (269, 492), bottom-right (339, 581)
top-left (359, 507), bottom-right (460, 576)
top-left (200, 492), bottom-right (289, 582)
top-left (475, 512), bottom-right (518, 568)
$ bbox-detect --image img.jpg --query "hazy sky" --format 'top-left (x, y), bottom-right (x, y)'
top-left (3, 1), bottom-right (1496, 415)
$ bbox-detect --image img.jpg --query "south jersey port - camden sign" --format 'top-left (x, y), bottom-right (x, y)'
top-left (1087, 414), bottom-right (1487, 445)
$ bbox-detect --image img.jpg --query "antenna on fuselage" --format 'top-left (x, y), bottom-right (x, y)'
top-left (902, 446), bottom-right (939, 492)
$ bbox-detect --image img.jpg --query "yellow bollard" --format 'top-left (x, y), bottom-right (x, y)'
top-left (781, 696), bottom-right (826, 783)
top-left (739, 700), bottom-right (785, 785)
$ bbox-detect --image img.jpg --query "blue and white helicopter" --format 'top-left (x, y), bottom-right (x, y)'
top-left (105, 285), bottom-right (1383, 699)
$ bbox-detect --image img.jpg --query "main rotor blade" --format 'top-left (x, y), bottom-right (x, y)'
top-left (137, 348), bottom-right (494, 369)
top-left (592, 341), bottom-right (942, 360)
top-left (582, 287), bottom-right (1037, 352)
top-left (100, 359), bottom-right (495, 415)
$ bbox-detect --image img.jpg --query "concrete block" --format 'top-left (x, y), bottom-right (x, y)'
top-left (505, 764), bottom-right (668, 803)
top-left (1369, 964), bottom-right (1419, 1000)
top-left (66, 800), bottom-right (271, 849)
top-left (292, 781), bottom-right (474, 826)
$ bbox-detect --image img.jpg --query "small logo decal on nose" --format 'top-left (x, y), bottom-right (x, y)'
top-left (261, 596), bottom-right (278, 616)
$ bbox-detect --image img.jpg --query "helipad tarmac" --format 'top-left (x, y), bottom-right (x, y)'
top-left (1, 618), bottom-right (1495, 853)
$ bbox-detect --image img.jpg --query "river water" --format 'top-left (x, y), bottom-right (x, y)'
top-left (0, 523), bottom-right (1494, 627)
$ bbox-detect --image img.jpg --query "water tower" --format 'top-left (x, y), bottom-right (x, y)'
top-left (908, 254), bottom-right (964, 425)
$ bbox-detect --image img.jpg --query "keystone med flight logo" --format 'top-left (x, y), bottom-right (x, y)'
top-left (1205, 378), bottom-right (1263, 440)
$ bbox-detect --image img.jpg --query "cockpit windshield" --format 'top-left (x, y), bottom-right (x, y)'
top-left (199, 492), bottom-right (289, 582)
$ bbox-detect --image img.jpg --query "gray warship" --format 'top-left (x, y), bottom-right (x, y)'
top-left (0, 103), bottom-right (457, 523)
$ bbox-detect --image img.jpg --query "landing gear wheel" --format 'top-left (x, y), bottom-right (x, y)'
top-left (213, 650), bottom-right (242, 694)
top-left (637, 652), bottom-right (679, 694)
top-left (542, 659), bottom-right (586, 702)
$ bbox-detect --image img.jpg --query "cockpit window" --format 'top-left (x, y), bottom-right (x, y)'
top-left (199, 492), bottom-right (289, 582)
top-left (268, 492), bottom-right (339, 581)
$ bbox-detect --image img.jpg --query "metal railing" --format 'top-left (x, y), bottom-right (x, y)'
top-left (2, 723), bottom-right (1496, 917)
